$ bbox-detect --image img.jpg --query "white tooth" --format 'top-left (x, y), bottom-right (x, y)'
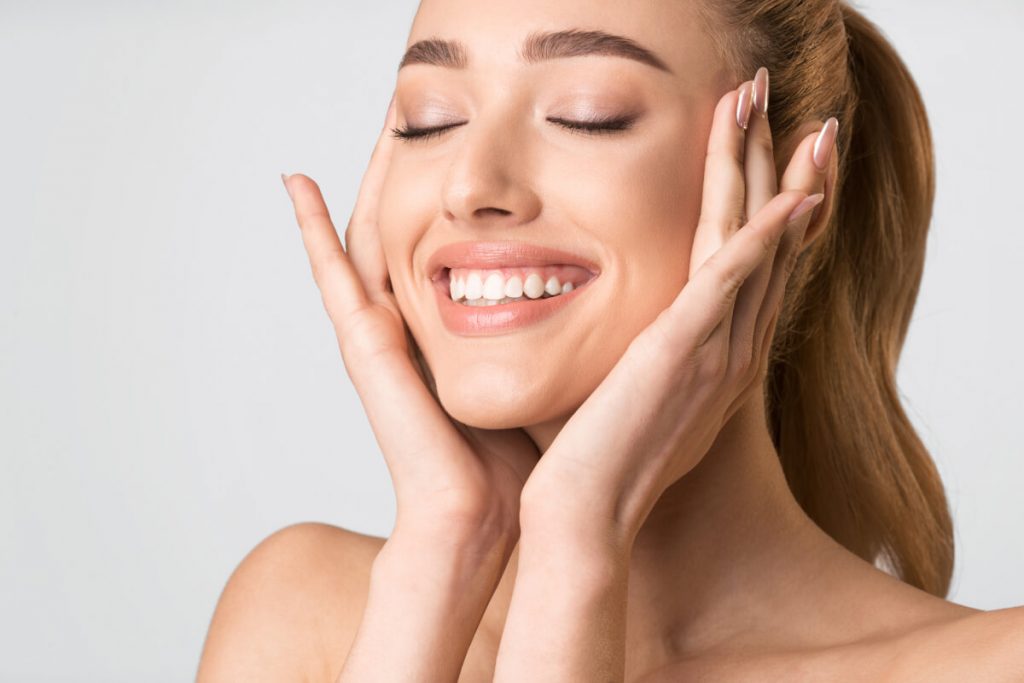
top-left (523, 273), bottom-right (545, 299)
top-left (449, 276), bottom-right (458, 300)
top-left (483, 272), bottom-right (505, 300)
top-left (504, 275), bottom-right (523, 298)
top-left (465, 272), bottom-right (483, 300)
top-left (545, 276), bottom-right (561, 296)
top-left (454, 277), bottom-right (465, 300)
top-left (561, 281), bottom-right (574, 294)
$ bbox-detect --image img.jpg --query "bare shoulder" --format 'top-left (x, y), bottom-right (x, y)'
top-left (878, 604), bottom-right (1024, 681)
top-left (649, 606), bottom-right (1024, 683)
top-left (796, 603), bottom-right (1024, 682)
top-left (196, 521), bottom-right (386, 682)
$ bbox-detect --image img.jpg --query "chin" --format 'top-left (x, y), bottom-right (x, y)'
top-left (434, 360), bottom-right (577, 430)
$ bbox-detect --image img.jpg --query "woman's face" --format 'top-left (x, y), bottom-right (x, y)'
top-left (377, 0), bottom-right (732, 430)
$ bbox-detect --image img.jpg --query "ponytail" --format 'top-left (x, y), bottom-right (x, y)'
top-left (699, 0), bottom-right (954, 595)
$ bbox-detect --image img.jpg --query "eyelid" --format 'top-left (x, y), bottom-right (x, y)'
top-left (390, 114), bottom-right (637, 142)
top-left (390, 121), bottom-right (465, 141)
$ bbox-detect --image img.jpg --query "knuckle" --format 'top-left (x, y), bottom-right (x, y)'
top-left (730, 342), bottom-right (756, 380)
top-left (758, 227), bottom-right (781, 255)
top-left (697, 344), bottom-right (729, 383)
top-left (300, 205), bottom-right (332, 228)
top-left (634, 316), bottom-right (680, 364)
top-left (706, 146), bottom-right (744, 169)
top-left (308, 247), bottom-right (341, 284)
top-left (751, 133), bottom-right (775, 157)
top-left (716, 262), bottom-right (745, 303)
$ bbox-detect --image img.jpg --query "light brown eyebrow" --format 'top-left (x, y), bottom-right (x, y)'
top-left (397, 28), bottom-right (674, 74)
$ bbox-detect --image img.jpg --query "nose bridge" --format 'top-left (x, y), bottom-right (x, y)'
top-left (441, 105), bottom-right (541, 226)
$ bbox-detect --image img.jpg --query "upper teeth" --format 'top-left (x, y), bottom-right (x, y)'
top-left (448, 267), bottom-right (581, 305)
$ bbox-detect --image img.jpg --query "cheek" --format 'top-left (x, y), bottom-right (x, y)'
top-left (377, 163), bottom-right (426, 272)
top-left (544, 127), bottom-right (706, 316)
top-left (377, 163), bottom-right (433, 320)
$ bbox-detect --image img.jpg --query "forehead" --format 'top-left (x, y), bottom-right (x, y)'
top-left (406, 0), bottom-right (729, 90)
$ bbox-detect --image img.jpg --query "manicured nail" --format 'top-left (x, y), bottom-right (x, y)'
top-left (787, 193), bottom-right (824, 223)
top-left (280, 172), bottom-right (293, 200)
top-left (812, 117), bottom-right (839, 171)
top-left (735, 81), bottom-right (754, 130)
top-left (753, 67), bottom-right (769, 116)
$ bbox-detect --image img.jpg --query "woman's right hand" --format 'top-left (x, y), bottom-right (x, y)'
top-left (281, 95), bottom-right (541, 545)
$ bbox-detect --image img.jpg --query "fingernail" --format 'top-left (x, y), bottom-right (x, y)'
top-left (735, 81), bottom-right (754, 130)
top-left (812, 117), bottom-right (839, 171)
top-left (788, 193), bottom-right (824, 223)
top-left (280, 172), bottom-right (294, 200)
top-left (753, 67), bottom-right (769, 116)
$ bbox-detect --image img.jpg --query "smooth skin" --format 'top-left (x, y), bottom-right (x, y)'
top-left (197, 1), bottom-right (1024, 680)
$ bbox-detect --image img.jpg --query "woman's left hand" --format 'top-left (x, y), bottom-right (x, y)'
top-left (519, 77), bottom-right (836, 552)
top-left (493, 73), bottom-right (839, 682)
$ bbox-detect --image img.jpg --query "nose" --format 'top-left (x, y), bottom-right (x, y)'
top-left (440, 113), bottom-right (542, 229)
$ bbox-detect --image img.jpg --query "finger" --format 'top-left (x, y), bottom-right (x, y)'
top-left (744, 68), bottom-right (777, 232)
top-left (345, 92), bottom-right (398, 302)
top-left (722, 189), bottom-right (823, 380)
top-left (663, 190), bottom-right (810, 352)
top-left (724, 302), bottom-right (781, 423)
top-left (728, 67), bottom-right (781, 372)
top-left (284, 172), bottom-right (475, 494)
top-left (753, 117), bottom-right (838, 350)
top-left (284, 173), bottom-right (370, 324)
top-left (690, 80), bottom-right (755, 279)
top-left (701, 190), bottom-right (820, 354)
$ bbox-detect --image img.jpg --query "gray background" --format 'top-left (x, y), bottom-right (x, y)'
top-left (1, 0), bottom-right (1021, 680)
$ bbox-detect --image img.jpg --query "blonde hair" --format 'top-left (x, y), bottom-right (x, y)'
top-left (694, 0), bottom-right (952, 595)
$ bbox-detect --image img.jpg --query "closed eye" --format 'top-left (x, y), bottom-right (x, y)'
top-left (389, 115), bottom-right (636, 142)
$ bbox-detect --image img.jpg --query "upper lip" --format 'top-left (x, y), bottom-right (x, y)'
top-left (426, 240), bottom-right (602, 281)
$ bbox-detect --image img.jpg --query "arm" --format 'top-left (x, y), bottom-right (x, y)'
top-left (194, 520), bottom-right (517, 683)
top-left (338, 520), bottom-right (517, 683)
top-left (280, 96), bottom-right (540, 681)
top-left (491, 510), bottom-right (631, 682)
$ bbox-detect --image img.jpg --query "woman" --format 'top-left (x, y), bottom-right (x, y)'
top-left (197, 0), bottom-right (1024, 680)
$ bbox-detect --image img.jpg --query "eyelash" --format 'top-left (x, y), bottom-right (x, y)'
top-left (389, 115), bottom-right (636, 142)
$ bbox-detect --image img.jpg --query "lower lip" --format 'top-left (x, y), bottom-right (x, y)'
top-left (432, 273), bottom-right (597, 336)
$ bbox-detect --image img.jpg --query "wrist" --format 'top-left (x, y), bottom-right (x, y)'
top-left (378, 519), bottom-right (518, 577)
top-left (394, 493), bottom-right (521, 548)
top-left (519, 474), bottom-right (639, 557)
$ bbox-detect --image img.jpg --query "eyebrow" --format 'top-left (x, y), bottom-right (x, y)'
top-left (398, 28), bottom-right (673, 75)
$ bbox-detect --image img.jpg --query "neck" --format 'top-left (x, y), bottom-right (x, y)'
top-left (483, 393), bottom-right (839, 657)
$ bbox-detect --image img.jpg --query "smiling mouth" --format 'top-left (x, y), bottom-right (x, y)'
top-left (442, 264), bottom-right (596, 306)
